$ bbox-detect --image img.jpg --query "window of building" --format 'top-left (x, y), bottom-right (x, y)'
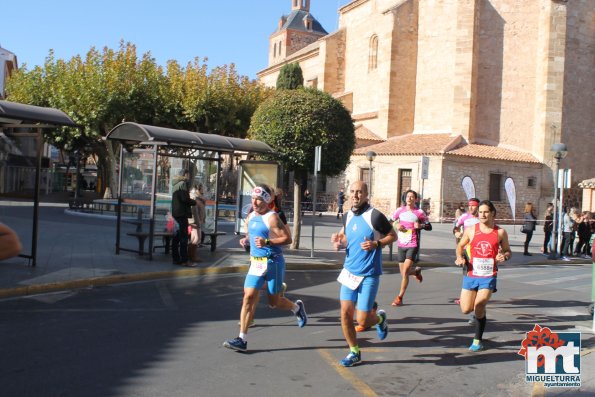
top-left (360, 168), bottom-right (370, 185)
top-left (527, 177), bottom-right (536, 188)
top-left (489, 173), bottom-right (503, 201)
top-left (273, 43), bottom-right (277, 57)
top-left (306, 78), bottom-right (318, 89)
top-left (368, 35), bottom-right (378, 71)
top-left (304, 18), bottom-right (312, 30)
top-left (398, 169), bottom-right (412, 204)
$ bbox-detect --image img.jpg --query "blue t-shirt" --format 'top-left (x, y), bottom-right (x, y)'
top-left (248, 211), bottom-right (282, 258)
top-left (343, 204), bottom-right (393, 277)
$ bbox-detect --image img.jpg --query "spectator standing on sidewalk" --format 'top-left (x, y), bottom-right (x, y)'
top-left (561, 208), bottom-right (576, 260)
top-left (455, 200), bottom-right (512, 352)
top-left (331, 181), bottom-right (396, 367)
top-left (337, 188), bottom-right (345, 219)
top-left (575, 211), bottom-right (592, 258)
top-left (542, 203), bottom-right (554, 255)
top-left (0, 222), bottom-right (21, 261)
top-left (522, 202), bottom-right (537, 256)
top-left (188, 183), bottom-right (205, 265)
top-left (171, 170), bottom-right (196, 266)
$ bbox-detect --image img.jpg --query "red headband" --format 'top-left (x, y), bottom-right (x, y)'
top-left (468, 200), bottom-right (479, 206)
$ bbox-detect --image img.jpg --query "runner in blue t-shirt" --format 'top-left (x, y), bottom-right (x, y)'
top-left (331, 181), bottom-right (396, 367)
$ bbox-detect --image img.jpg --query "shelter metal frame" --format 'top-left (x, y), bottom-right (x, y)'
top-left (106, 122), bottom-right (275, 259)
top-left (0, 100), bottom-right (79, 266)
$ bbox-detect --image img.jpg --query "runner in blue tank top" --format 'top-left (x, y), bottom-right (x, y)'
top-left (331, 181), bottom-right (397, 367)
top-left (223, 185), bottom-right (307, 352)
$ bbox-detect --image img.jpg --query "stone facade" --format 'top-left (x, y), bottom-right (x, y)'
top-left (258, 0), bottom-right (594, 222)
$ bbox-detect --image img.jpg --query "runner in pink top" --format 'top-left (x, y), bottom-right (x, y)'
top-left (453, 198), bottom-right (480, 243)
top-left (390, 190), bottom-right (431, 307)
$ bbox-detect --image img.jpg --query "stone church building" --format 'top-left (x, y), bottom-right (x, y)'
top-left (258, 0), bottom-right (594, 221)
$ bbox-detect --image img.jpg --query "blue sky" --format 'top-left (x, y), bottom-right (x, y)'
top-left (2, 0), bottom-right (351, 79)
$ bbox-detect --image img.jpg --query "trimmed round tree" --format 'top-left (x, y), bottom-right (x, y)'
top-left (249, 88), bottom-right (355, 248)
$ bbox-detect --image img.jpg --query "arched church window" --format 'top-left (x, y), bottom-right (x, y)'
top-left (369, 35), bottom-right (378, 71)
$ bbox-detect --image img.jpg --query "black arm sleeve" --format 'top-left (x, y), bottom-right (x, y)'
top-left (371, 209), bottom-right (393, 235)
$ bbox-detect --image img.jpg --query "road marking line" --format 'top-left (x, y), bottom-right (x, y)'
top-left (318, 349), bottom-right (378, 397)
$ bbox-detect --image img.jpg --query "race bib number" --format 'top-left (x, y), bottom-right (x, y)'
top-left (248, 256), bottom-right (268, 276)
top-left (337, 268), bottom-right (364, 290)
top-left (473, 258), bottom-right (494, 277)
top-left (398, 229), bottom-right (413, 244)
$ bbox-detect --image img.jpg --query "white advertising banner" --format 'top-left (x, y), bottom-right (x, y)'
top-left (504, 177), bottom-right (516, 221)
top-left (461, 176), bottom-right (476, 200)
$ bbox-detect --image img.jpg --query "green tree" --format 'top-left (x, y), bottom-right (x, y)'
top-left (276, 63), bottom-right (304, 90)
top-left (249, 88), bottom-right (355, 248)
top-left (6, 42), bottom-right (271, 195)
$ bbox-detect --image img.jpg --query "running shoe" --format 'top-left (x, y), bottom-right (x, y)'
top-left (376, 310), bottom-right (388, 340)
top-left (468, 341), bottom-right (484, 352)
top-left (295, 300), bottom-right (307, 327)
top-left (561, 256), bottom-right (571, 262)
top-left (391, 296), bottom-right (403, 306)
top-left (340, 351), bottom-right (362, 367)
top-left (468, 314), bottom-right (476, 325)
top-left (223, 337), bottom-right (247, 352)
top-left (414, 267), bottom-right (423, 283)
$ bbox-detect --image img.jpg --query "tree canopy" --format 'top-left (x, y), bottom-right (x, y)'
top-left (249, 88), bottom-right (355, 178)
top-left (249, 87), bottom-right (355, 248)
top-left (275, 63), bottom-right (304, 90)
top-left (6, 41), bottom-right (272, 193)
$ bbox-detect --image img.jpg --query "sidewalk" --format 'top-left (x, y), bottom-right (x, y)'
top-left (0, 202), bottom-right (590, 299)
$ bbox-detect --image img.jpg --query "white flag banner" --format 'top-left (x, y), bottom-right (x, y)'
top-left (504, 177), bottom-right (516, 221)
top-left (461, 176), bottom-right (476, 200)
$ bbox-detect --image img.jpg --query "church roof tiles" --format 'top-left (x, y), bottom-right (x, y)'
top-left (354, 133), bottom-right (541, 163)
top-left (276, 10), bottom-right (327, 35)
top-left (355, 124), bottom-right (384, 142)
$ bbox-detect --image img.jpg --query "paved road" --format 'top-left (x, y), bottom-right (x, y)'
top-left (2, 265), bottom-right (593, 397)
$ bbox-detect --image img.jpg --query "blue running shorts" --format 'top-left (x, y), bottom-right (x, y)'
top-left (339, 275), bottom-right (379, 312)
top-left (244, 255), bottom-right (285, 294)
top-left (462, 275), bottom-right (497, 292)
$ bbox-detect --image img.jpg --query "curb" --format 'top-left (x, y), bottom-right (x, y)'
top-left (0, 259), bottom-right (589, 300)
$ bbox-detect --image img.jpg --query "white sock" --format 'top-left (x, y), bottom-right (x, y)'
top-left (239, 332), bottom-right (247, 342)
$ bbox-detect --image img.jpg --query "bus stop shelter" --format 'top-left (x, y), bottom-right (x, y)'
top-left (105, 122), bottom-right (275, 259)
top-left (0, 100), bottom-right (78, 266)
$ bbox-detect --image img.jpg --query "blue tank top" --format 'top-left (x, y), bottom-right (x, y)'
top-left (248, 211), bottom-right (282, 258)
top-left (344, 207), bottom-right (383, 276)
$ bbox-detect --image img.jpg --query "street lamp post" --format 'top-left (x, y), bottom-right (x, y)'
top-left (366, 151), bottom-right (376, 197)
top-left (548, 142), bottom-right (567, 260)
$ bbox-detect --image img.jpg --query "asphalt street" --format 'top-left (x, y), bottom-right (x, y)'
top-left (1, 264), bottom-right (593, 397)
